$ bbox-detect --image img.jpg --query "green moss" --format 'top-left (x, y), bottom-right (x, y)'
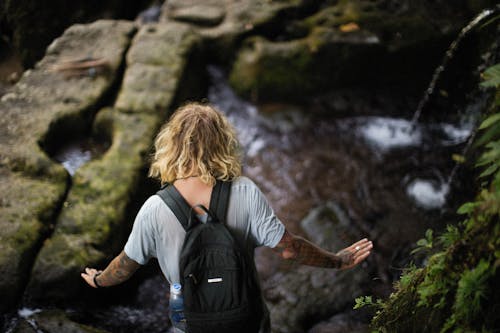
top-left (0, 168), bottom-right (68, 312)
top-left (115, 23), bottom-right (201, 114)
top-left (229, 0), bottom-right (467, 102)
top-left (28, 108), bottom-right (160, 301)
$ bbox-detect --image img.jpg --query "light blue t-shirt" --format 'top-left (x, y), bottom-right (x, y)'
top-left (124, 176), bottom-right (285, 284)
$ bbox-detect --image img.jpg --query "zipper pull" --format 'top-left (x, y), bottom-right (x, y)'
top-left (188, 273), bottom-right (198, 284)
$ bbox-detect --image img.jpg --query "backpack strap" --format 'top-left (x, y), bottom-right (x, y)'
top-left (156, 184), bottom-right (192, 231)
top-left (209, 180), bottom-right (232, 224)
top-left (157, 180), bottom-right (232, 230)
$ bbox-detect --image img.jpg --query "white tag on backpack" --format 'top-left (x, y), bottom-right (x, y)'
top-left (207, 278), bottom-right (223, 283)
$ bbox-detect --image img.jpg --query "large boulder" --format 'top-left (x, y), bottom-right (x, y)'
top-left (115, 22), bottom-right (204, 113)
top-left (229, 0), bottom-right (497, 101)
top-left (0, 20), bottom-right (135, 313)
top-left (0, 0), bottom-right (151, 67)
top-left (161, 0), bottom-right (313, 62)
top-left (27, 108), bottom-right (159, 301)
top-left (27, 22), bottom-right (205, 303)
top-left (264, 202), bottom-right (372, 333)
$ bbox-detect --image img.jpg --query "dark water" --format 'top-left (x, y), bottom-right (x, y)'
top-left (206, 66), bottom-right (478, 286)
top-left (52, 138), bottom-right (110, 176)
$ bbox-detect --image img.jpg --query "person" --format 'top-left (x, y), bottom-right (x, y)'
top-left (81, 102), bottom-right (373, 332)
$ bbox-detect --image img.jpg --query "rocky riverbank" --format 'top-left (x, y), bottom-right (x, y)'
top-left (1, 1), bottom-right (497, 332)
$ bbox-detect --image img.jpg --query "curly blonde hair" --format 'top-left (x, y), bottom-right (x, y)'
top-left (149, 102), bottom-right (242, 185)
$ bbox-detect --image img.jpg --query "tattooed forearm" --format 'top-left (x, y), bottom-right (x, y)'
top-left (275, 231), bottom-right (346, 269)
top-left (95, 251), bottom-right (140, 287)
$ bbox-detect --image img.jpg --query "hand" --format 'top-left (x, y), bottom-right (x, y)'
top-left (81, 267), bottom-right (103, 288)
top-left (336, 238), bottom-right (373, 270)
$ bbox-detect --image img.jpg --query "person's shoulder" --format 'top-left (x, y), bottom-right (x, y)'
top-left (143, 194), bottom-right (166, 208)
top-left (137, 194), bottom-right (170, 218)
top-left (230, 176), bottom-right (266, 202)
top-left (231, 176), bottom-right (259, 190)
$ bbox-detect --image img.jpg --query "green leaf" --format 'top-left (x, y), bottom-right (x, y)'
top-left (479, 113), bottom-right (500, 129)
top-left (479, 163), bottom-right (499, 178)
top-left (476, 148), bottom-right (500, 167)
top-left (475, 122), bottom-right (500, 147)
top-left (457, 202), bottom-right (477, 215)
top-left (425, 229), bottom-right (433, 241)
top-left (480, 63), bottom-right (500, 88)
top-left (354, 295), bottom-right (374, 309)
top-left (485, 140), bottom-right (500, 150)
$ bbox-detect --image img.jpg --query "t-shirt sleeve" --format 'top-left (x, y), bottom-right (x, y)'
top-left (247, 182), bottom-right (285, 248)
top-left (124, 196), bottom-right (159, 265)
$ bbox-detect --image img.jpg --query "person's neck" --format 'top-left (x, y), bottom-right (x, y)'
top-left (173, 176), bottom-right (212, 211)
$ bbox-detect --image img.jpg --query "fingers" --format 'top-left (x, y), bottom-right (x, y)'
top-left (84, 267), bottom-right (98, 275)
top-left (348, 238), bottom-right (370, 251)
top-left (347, 239), bottom-right (373, 256)
top-left (356, 240), bottom-right (373, 253)
top-left (354, 250), bottom-right (371, 265)
top-left (340, 239), bottom-right (373, 270)
top-left (81, 267), bottom-right (100, 288)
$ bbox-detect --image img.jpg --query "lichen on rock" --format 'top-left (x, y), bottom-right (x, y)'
top-left (0, 20), bottom-right (135, 312)
top-left (27, 107), bottom-right (159, 301)
top-left (115, 22), bottom-right (202, 114)
top-left (228, 0), bottom-right (490, 102)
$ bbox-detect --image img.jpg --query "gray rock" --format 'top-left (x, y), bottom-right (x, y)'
top-left (301, 202), bottom-right (354, 252)
top-left (14, 309), bottom-right (110, 333)
top-left (115, 22), bottom-right (201, 114)
top-left (264, 202), bottom-right (370, 333)
top-left (27, 108), bottom-right (159, 301)
top-left (161, 0), bottom-right (312, 62)
top-left (168, 4), bottom-right (226, 27)
top-left (308, 311), bottom-right (370, 333)
top-left (0, 20), bottom-right (135, 312)
top-left (228, 0), bottom-right (490, 101)
top-left (28, 21), bottom-right (205, 302)
top-left (265, 266), bottom-right (371, 333)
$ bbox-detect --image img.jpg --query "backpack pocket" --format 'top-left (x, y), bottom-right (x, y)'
top-left (183, 247), bottom-right (246, 312)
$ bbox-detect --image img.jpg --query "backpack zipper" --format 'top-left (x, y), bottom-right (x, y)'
top-left (188, 273), bottom-right (199, 284)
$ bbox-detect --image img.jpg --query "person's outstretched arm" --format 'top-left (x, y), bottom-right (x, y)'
top-left (274, 230), bottom-right (372, 270)
top-left (81, 251), bottom-right (141, 288)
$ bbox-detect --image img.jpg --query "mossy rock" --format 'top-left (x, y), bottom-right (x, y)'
top-left (0, 0), bottom-right (149, 67)
top-left (13, 309), bottom-right (110, 333)
top-left (0, 20), bottom-right (135, 312)
top-left (0, 20), bottom-right (136, 163)
top-left (0, 167), bottom-right (68, 313)
top-left (300, 201), bottom-right (356, 252)
top-left (161, 0), bottom-right (311, 62)
top-left (27, 108), bottom-right (160, 302)
top-left (229, 27), bottom-right (384, 101)
top-left (115, 22), bottom-right (202, 114)
top-left (229, 0), bottom-right (490, 102)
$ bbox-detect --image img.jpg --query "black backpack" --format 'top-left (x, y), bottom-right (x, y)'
top-left (157, 180), bottom-right (264, 333)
